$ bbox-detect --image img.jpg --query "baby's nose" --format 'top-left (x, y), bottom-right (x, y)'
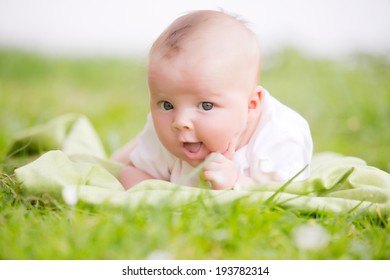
top-left (172, 112), bottom-right (193, 130)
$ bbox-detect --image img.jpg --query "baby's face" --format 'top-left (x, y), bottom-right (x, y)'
top-left (148, 56), bottom-right (255, 167)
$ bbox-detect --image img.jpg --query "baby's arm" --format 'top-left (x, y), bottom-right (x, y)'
top-left (111, 135), bottom-right (155, 189)
top-left (110, 138), bottom-right (138, 165)
top-left (119, 163), bottom-right (154, 190)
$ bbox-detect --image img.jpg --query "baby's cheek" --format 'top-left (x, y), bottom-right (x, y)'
top-left (202, 123), bottom-right (235, 150)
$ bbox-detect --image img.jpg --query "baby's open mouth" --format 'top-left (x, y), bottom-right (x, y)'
top-left (183, 142), bottom-right (202, 153)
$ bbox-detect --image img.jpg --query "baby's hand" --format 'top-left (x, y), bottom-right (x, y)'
top-left (202, 152), bottom-right (239, 190)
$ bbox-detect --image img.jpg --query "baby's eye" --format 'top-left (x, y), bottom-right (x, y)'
top-left (160, 101), bottom-right (174, 111)
top-left (199, 102), bottom-right (213, 111)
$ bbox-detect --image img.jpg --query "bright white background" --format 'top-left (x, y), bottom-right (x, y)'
top-left (0, 260), bottom-right (389, 280)
top-left (0, 0), bottom-right (389, 58)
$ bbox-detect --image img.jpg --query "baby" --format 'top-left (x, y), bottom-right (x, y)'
top-left (112, 10), bottom-right (313, 190)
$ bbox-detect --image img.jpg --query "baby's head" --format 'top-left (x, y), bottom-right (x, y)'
top-left (147, 10), bottom-right (263, 166)
top-left (148, 10), bottom-right (260, 89)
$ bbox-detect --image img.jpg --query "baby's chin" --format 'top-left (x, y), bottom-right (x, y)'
top-left (179, 152), bottom-right (212, 168)
top-left (185, 158), bottom-right (206, 168)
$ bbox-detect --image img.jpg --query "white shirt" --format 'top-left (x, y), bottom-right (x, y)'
top-left (130, 89), bottom-right (313, 187)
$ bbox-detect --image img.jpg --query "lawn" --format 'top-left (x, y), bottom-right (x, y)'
top-left (0, 49), bottom-right (389, 259)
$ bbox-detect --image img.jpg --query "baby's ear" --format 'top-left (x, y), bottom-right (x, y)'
top-left (248, 85), bottom-right (263, 110)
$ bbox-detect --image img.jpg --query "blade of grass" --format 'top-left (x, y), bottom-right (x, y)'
top-left (264, 164), bottom-right (308, 205)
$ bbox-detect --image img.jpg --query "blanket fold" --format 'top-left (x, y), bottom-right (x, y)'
top-left (7, 114), bottom-right (390, 215)
top-left (8, 113), bottom-right (106, 158)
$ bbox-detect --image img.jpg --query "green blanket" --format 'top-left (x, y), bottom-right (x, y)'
top-left (8, 114), bottom-right (390, 216)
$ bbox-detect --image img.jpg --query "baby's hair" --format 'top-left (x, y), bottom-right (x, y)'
top-left (164, 24), bottom-right (192, 52)
top-left (150, 10), bottom-right (257, 60)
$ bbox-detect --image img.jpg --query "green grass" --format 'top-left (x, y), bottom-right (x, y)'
top-left (0, 49), bottom-right (389, 259)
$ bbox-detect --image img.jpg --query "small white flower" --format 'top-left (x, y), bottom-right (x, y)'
top-left (146, 250), bottom-right (173, 260)
top-left (210, 229), bottom-right (230, 241)
top-left (61, 185), bottom-right (78, 206)
top-left (292, 223), bottom-right (330, 250)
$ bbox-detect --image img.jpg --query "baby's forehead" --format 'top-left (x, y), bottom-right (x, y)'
top-left (151, 11), bottom-right (255, 59)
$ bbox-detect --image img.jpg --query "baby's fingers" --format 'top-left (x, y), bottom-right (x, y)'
top-left (222, 141), bottom-right (236, 160)
top-left (202, 170), bottom-right (226, 189)
top-left (205, 152), bottom-right (226, 164)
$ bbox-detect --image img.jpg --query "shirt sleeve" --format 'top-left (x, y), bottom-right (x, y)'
top-left (249, 92), bottom-right (313, 184)
top-left (251, 129), bottom-right (312, 184)
top-left (129, 114), bottom-right (175, 180)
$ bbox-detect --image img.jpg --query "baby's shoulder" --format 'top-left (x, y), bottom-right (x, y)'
top-left (251, 92), bottom-right (312, 150)
top-left (267, 93), bottom-right (310, 134)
